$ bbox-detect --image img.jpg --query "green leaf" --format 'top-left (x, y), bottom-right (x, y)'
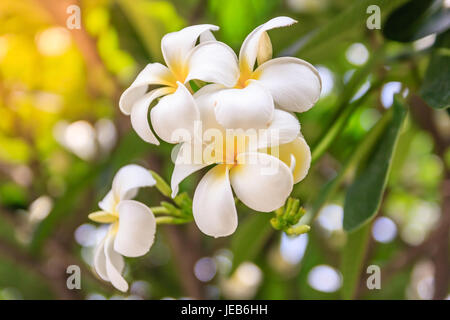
top-left (340, 223), bottom-right (371, 299)
top-left (116, 0), bottom-right (177, 60)
top-left (0, 256), bottom-right (55, 299)
top-left (420, 30), bottom-right (450, 109)
top-left (383, 0), bottom-right (450, 42)
top-left (0, 135), bottom-right (31, 164)
top-left (297, 230), bottom-right (340, 299)
top-left (0, 182), bottom-right (28, 208)
top-left (310, 44), bottom-right (385, 164)
top-left (309, 107), bottom-right (394, 221)
top-left (230, 212), bottom-right (273, 273)
top-left (209, 0), bottom-right (278, 49)
top-left (343, 96), bottom-right (407, 232)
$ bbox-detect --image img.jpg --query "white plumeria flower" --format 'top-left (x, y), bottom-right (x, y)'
top-left (89, 165), bottom-right (156, 292)
top-left (119, 24), bottom-right (224, 145)
top-left (187, 16), bottom-right (322, 130)
top-left (170, 87), bottom-right (311, 238)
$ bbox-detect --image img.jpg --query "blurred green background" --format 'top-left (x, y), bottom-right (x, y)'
top-left (0, 0), bottom-right (448, 300)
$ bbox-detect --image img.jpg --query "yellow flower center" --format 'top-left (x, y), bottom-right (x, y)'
top-left (169, 60), bottom-right (189, 85)
top-left (235, 61), bottom-right (253, 89)
top-left (206, 133), bottom-right (253, 166)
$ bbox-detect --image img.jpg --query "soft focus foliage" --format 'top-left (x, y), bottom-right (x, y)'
top-left (0, 0), bottom-right (448, 300)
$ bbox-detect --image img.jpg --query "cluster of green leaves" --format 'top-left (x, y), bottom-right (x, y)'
top-left (271, 198), bottom-right (309, 236)
top-left (149, 170), bottom-right (194, 225)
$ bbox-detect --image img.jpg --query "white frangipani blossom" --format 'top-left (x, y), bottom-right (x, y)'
top-left (170, 86), bottom-right (311, 238)
top-left (93, 16), bottom-right (319, 270)
top-left (187, 16), bottom-right (322, 130)
top-left (119, 24), bottom-right (222, 145)
top-left (89, 165), bottom-right (156, 292)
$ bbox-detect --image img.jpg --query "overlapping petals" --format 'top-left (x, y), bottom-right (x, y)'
top-left (114, 200), bottom-right (156, 257)
top-left (238, 16), bottom-right (297, 75)
top-left (214, 80), bottom-right (274, 129)
top-left (170, 90), bottom-right (309, 237)
top-left (230, 152), bottom-right (293, 212)
top-left (187, 16), bottom-right (322, 129)
top-left (188, 146), bottom-right (298, 238)
top-left (186, 41), bottom-right (239, 87)
top-left (161, 24), bottom-right (219, 78)
top-left (257, 109), bottom-right (301, 148)
top-left (276, 136), bottom-right (312, 183)
top-left (192, 165), bottom-right (238, 237)
top-left (253, 57), bottom-right (321, 113)
top-left (130, 87), bottom-right (174, 145)
top-left (89, 165), bottom-right (156, 292)
top-left (108, 17), bottom-right (320, 254)
top-left (111, 164), bottom-right (156, 200)
top-left (119, 24), bottom-right (221, 145)
top-left (150, 83), bottom-right (200, 144)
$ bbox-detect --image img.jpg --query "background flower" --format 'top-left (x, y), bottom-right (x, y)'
top-left (89, 165), bottom-right (156, 292)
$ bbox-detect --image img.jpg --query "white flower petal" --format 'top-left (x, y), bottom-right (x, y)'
top-left (150, 82), bottom-right (200, 144)
top-left (112, 164), bottom-right (156, 201)
top-left (114, 200), bottom-right (156, 257)
top-left (119, 63), bottom-right (175, 115)
top-left (186, 41), bottom-right (239, 87)
top-left (194, 84), bottom-right (226, 132)
top-left (239, 16), bottom-right (297, 73)
top-left (171, 162), bottom-right (208, 198)
top-left (214, 80), bottom-right (274, 129)
top-left (200, 30), bottom-right (216, 42)
top-left (277, 136), bottom-right (311, 184)
top-left (130, 87), bottom-right (173, 145)
top-left (171, 143), bottom-right (209, 198)
top-left (256, 31), bottom-right (272, 66)
top-left (193, 165), bottom-right (237, 238)
top-left (161, 24), bottom-right (219, 76)
top-left (98, 190), bottom-right (115, 213)
top-left (254, 57), bottom-right (321, 113)
top-left (258, 109), bottom-right (300, 148)
top-left (230, 152), bottom-right (293, 212)
top-left (104, 234), bottom-right (128, 292)
top-left (94, 237), bottom-right (109, 281)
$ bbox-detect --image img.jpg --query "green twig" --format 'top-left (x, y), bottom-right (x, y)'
top-left (149, 206), bottom-right (170, 215)
top-left (308, 107), bottom-right (394, 223)
top-left (311, 79), bottom-right (382, 165)
top-left (156, 216), bottom-right (190, 225)
top-left (271, 198), bottom-right (309, 236)
top-left (150, 170), bottom-right (172, 197)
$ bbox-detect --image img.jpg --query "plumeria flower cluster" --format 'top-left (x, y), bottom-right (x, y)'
top-left (89, 16), bottom-right (321, 291)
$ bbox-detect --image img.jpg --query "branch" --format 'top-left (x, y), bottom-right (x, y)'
top-left (401, 94), bottom-right (449, 299)
top-left (163, 225), bottom-right (205, 299)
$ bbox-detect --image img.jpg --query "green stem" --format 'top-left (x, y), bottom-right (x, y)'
top-left (311, 46), bottom-right (385, 165)
top-left (150, 170), bottom-right (172, 198)
top-left (286, 225), bottom-right (311, 236)
top-left (150, 206), bottom-right (170, 215)
top-left (155, 216), bottom-right (190, 225)
top-left (307, 107), bottom-right (394, 223)
top-left (311, 80), bottom-right (382, 165)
